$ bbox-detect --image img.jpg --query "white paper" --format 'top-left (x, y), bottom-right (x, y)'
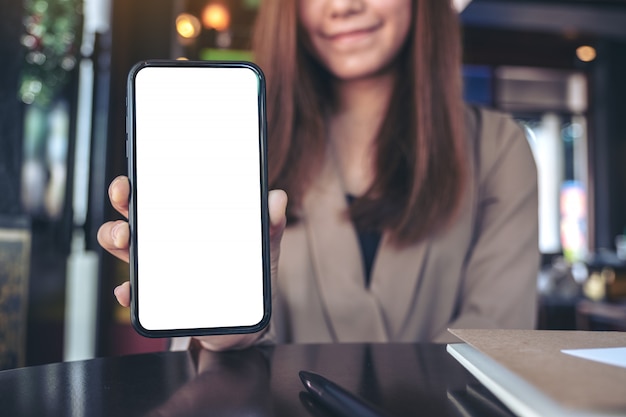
top-left (561, 347), bottom-right (626, 369)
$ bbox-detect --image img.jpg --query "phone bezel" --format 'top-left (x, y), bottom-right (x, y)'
top-left (126, 60), bottom-right (271, 338)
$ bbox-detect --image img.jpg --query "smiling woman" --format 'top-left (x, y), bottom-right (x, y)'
top-left (99, 0), bottom-right (540, 349)
top-left (253, 0), bottom-right (467, 242)
top-left (297, 0), bottom-right (412, 81)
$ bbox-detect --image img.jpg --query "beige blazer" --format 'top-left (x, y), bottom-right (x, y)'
top-left (267, 106), bottom-right (539, 344)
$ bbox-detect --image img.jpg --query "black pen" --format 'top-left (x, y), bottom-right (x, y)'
top-left (299, 370), bottom-right (392, 417)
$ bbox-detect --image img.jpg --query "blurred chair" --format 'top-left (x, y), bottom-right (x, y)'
top-left (0, 216), bottom-right (31, 369)
top-left (576, 256), bottom-right (626, 331)
top-left (576, 299), bottom-right (626, 332)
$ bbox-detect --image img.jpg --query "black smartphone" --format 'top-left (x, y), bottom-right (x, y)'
top-left (126, 60), bottom-right (270, 337)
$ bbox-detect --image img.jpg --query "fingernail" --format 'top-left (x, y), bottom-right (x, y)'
top-left (109, 177), bottom-right (119, 197)
top-left (113, 285), bottom-right (121, 298)
top-left (112, 223), bottom-right (121, 240)
top-left (112, 223), bottom-right (125, 246)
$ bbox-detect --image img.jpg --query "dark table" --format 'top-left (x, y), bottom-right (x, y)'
top-left (0, 343), bottom-right (515, 417)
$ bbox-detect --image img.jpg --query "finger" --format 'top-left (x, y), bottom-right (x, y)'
top-left (268, 189), bottom-right (287, 277)
top-left (109, 175), bottom-right (130, 219)
top-left (97, 220), bottom-right (130, 263)
top-left (268, 189), bottom-right (287, 239)
top-left (114, 281), bottom-right (131, 307)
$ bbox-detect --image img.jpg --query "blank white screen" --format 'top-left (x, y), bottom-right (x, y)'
top-left (132, 65), bottom-right (264, 331)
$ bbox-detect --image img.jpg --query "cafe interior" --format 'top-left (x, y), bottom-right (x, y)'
top-left (1, 0), bottom-right (626, 373)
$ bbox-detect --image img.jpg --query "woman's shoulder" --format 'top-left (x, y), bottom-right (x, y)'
top-left (464, 104), bottom-right (526, 144)
top-left (463, 103), bottom-right (536, 180)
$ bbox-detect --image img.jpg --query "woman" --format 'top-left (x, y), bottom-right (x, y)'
top-left (98, 0), bottom-right (539, 350)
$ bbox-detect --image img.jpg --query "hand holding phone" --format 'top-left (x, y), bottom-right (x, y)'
top-left (98, 179), bottom-right (288, 350)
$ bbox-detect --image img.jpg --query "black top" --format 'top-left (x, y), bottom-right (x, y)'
top-left (347, 195), bottom-right (382, 287)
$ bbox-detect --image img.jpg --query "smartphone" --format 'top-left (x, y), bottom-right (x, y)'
top-left (126, 60), bottom-right (270, 337)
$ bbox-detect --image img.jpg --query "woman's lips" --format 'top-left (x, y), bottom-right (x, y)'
top-left (323, 23), bottom-right (382, 46)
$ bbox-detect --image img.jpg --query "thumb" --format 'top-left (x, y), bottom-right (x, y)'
top-left (268, 189), bottom-right (287, 269)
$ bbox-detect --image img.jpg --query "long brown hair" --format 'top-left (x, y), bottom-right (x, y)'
top-left (252, 0), bottom-right (467, 246)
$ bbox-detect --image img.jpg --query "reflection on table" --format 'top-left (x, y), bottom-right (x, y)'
top-left (0, 343), bottom-right (516, 417)
top-left (447, 384), bottom-right (516, 417)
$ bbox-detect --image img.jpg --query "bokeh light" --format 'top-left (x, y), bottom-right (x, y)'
top-left (176, 13), bottom-right (201, 39)
top-left (576, 45), bottom-right (596, 63)
top-left (202, 3), bottom-right (230, 31)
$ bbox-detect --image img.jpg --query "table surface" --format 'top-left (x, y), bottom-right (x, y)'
top-left (0, 343), bottom-right (516, 417)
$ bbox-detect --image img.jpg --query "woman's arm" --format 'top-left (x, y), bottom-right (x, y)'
top-left (435, 111), bottom-right (540, 343)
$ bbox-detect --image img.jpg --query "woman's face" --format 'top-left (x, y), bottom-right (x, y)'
top-left (298, 0), bottom-right (412, 81)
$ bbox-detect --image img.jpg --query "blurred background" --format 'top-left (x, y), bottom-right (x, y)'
top-left (1, 0), bottom-right (626, 369)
